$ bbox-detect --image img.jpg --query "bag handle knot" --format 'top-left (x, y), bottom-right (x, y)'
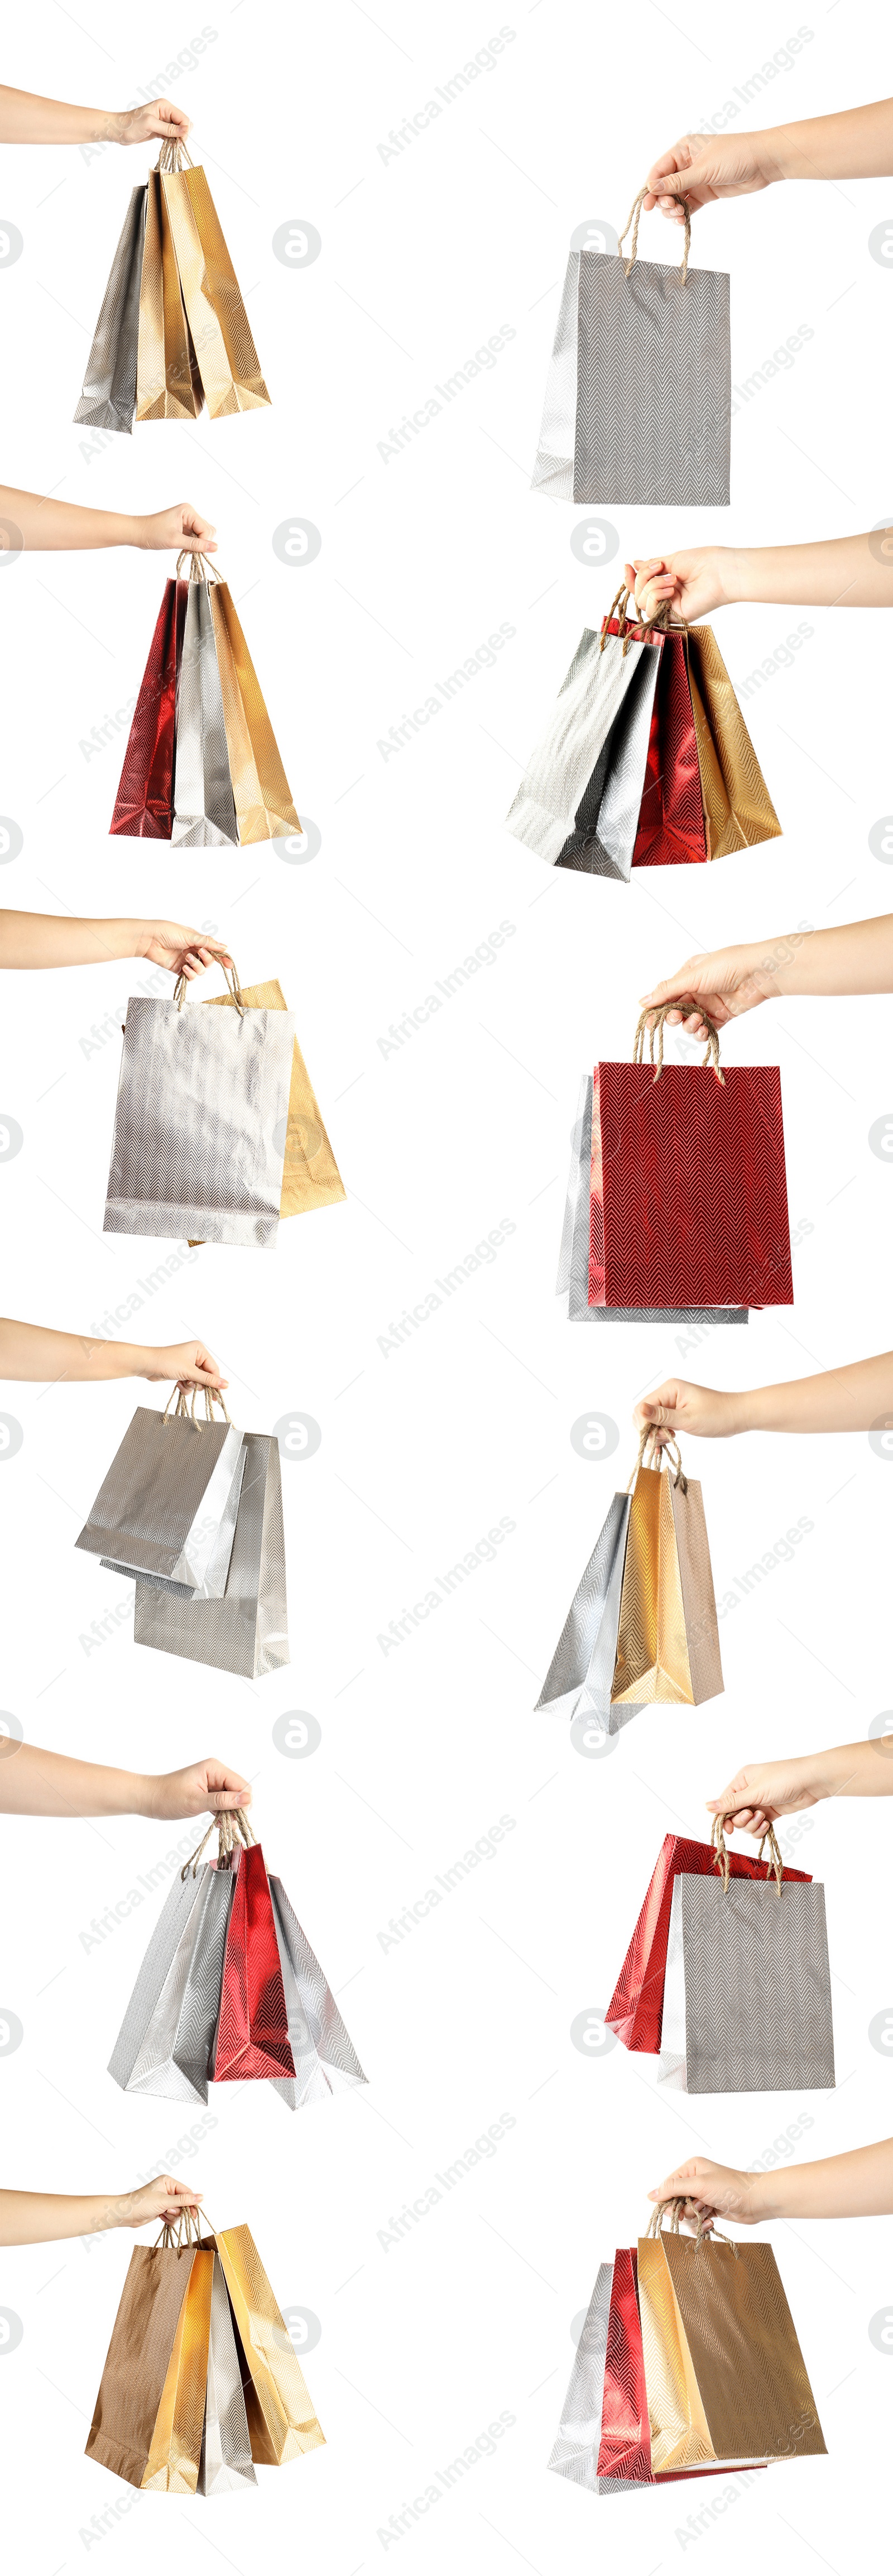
top-left (647, 2195), bottom-right (739, 2253)
top-left (181, 1802), bottom-right (255, 1882)
top-left (633, 1000), bottom-right (724, 1085)
top-left (711, 1810), bottom-right (784, 1896)
top-left (619, 186), bottom-right (691, 285)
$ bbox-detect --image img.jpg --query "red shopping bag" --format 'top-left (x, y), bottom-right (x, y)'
top-left (600, 616), bottom-right (704, 866)
top-left (589, 1010), bottom-right (793, 1311)
top-left (606, 1832), bottom-right (813, 2055)
top-left (598, 600), bottom-right (780, 867)
top-left (596, 2248), bottom-right (652, 2483)
top-left (210, 1840), bottom-right (296, 2082)
top-left (111, 577), bottom-right (186, 838)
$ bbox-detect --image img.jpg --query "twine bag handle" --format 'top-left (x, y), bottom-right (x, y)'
top-left (619, 186), bottom-right (692, 285)
top-left (599, 585), bottom-right (690, 659)
top-left (161, 1384), bottom-right (191, 1424)
top-left (711, 1810), bottom-right (784, 1897)
top-left (646, 2196), bottom-right (739, 2254)
top-left (189, 1384), bottom-right (233, 1427)
top-left (173, 954), bottom-right (244, 1017)
top-left (181, 1802), bottom-right (255, 1882)
top-left (633, 1000), bottom-right (723, 1085)
top-left (155, 138), bottom-right (195, 175)
top-left (626, 1424), bottom-right (687, 1495)
top-left (175, 548), bottom-right (222, 587)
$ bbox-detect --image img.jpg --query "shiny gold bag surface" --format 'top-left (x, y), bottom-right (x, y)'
top-left (612, 1441), bottom-right (723, 1710)
top-left (686, 625), bottom-right (781, 861)
top-left (136, 168), bottom-right (202, 421)
top-left (214, 2223), bottom-right (325, 2465)
top-left (200, 980), bottom-right (344, 1217)
top-left (650, 2206), bottom-right (825, 2464)
top-left (161, 153), bottom-right (271, 418)
top-left (210, 583), bottom-right (300, 843)
top-left (142, 2247), bottom-right (214, 2492)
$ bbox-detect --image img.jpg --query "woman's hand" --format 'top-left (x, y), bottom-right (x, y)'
top-left (136, 502), bottom-right (217, 554)
top-left (118, 2176), bottom-right (202, 2229)
top-left (649, 2158), bottom-right (760, 2227)
top-left (642, 131), bottom-right (782, 222)
top-left (138, 923), bottom-right (233, 979)
top-left (139, 1341), bottom-right (227, 1393)
top-left (707, 1759), bottom-right (822, 1840)
top-left (112, 100), bottom-right (191, 147)
top-left (633, 1379), bottom-right (744, 1446)
top-left (624, 549), bottom-right (731, 626)
top-left (143, 1759), bottom-right (252, 1823)
top-left (638, 942), bottom-right (784, 1037)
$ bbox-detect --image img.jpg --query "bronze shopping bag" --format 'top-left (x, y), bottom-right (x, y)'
top-left (141, 2246), bottom-right (214, 2491)
top-left (160, 143), bottom-right (271, 418)
top-left (85, 2231), bottom-right (197, 2488)
top-left (136, 167), bottom-right (202, 421)
top-left (611, 1436), bottom-right (723, 1714)
top-left (685, 623), bottom-right (780, 861)
top-left (209, 582), bottom-right (300, 842)
top-left (641, 2203), bottom-right (825, 2467)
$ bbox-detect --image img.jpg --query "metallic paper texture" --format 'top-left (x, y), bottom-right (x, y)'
top-left (161, 165), bottom-right (271, 418)
top-left (210, 1842), bottom-right (296, 2083)
top-left (134, 1432), bottom-right (290, 1678)
top-left (111, 578), bottom-right (186, 837)
top-left (198, 982), bottom-right (344, 1217)
top-left (637, 2234), bottom-right (715, 2474)
top-left (172, 578), bottom-right (239, 845)
top-left (612, 1465), bottom-right (694, 1707)
top-left (563, 1076), bottom-right (747, 1324)
top-left (85, 2244), bottom-right (196, 2488)
top-left (76, 1402), bottom-right (245, 1586)
top-left (559, 640), bottom-right (661, 878)
top-left (659, 1874), bottom-right (835, 2093)
top-left (141, 2248), bottom-right (213, 2491)
top-left (75, 185), bottom-right (147, 433)
top-left (123, 1862), bottom-right (237, 2103)
top-left (658, 2234), bottom-right (826, 2460)
top-left (548, 2262), bottom-right (613, 2484)
top-left (214, 2224), bottom-right (325, 2464)
top-left (210, 582), bottom-right (300, 842)
top-left (108, 1867), bottom-right (209, 2091)
top-left (198, 2254), bottom-right (257, 2491)
top-left (530, 249), bottom-right (579, 496)
top-left (630, 626), bottom-right (706, 866)
top-left (102, 992), bottom-right (294, 1249)
top-left (589, 1058), bottom-right (794, 1310)
top-left (686, 625), bottom-right (781, 858)
top-left (604, 1833), bottom-right (812, 2056)
top-left (136, 170), bottom-right (202, 421)
top-left (534, 1490), bottom-right (632, 1725)
top-left (573, 247), bottom-right (731, 506)
top-left (103, 1442), bottom-right (248, 1603)
top-left (596, 2247), bottom-right (652, 2482)
top-left (505, 626), bottom-right (655, 868)
top-left (667, 1473), bottom-right (724, 1706)
top-left (268, 1874), bottom-right (367, 2105)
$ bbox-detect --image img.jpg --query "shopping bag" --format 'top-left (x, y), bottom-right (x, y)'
top-left (268, 1871), bottom-right (367, 2109)
top-left (196, 979), bottom-right (345, 1221)
top-left (135, 1431), bottom-right (289, 1677)
top-left (102, 961), bottom-right (294, 1249)
top-left (136, 169), bottom-right (202, 422)
top-left (506, 622), bottom-right (660, 879)
top-left (536, 1435), bottom-right (722, 1735)
top-left (198, 2253), bottom-right (257, 2491)
top-left (76, 1384), bottom-right (244, 1587)
top-left (75, 185), bottom-right (147, 433)
top-left (644, 2204), bottom-right (825, 2463)
top-left (110, 575), bottom-right (186, 837)
top-left (85, 2232), bottom-right (197, 2487)
top-left (532, 191), bottom-right (729, 506)
top-left (141, 2247), bottom-right (214, 2491)
top-left (605, 1824), bottom-right (812, 2055)
top-left (171, 557), bottom-right (239, 845)
top-left (214, 2223), bottom-right (325, 2464)
top-left (535, 1489), bottom-right (633, 1728)
top-left (210, 1837), bottom-right (296, 2084)
top-left (119, 1855), bottom-right (238, 2104)
top-left (159, 144), bottom-right (271, 418)
top-left (558, 1072), bottom-right (748, 1325)
top-left (210, 579), bottom-right (301, 842)
top-left (659, 1833), bottom-right (835, 2093)
top-left (548, 2261), bottom-right (614, 2486)
top-left (590, 1007), bottom-right (794, 1311)
top-left (596, 2247), bottom-right (652, 2484)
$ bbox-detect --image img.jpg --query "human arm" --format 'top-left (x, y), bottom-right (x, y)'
top-left (0, 914), bottom-right (232, 977)
top-left (0, 2176), bottom-right (201, 2247)
top-left (642, 99), bottom-right (893, 226)
top-left (650, 2139), bottom-right (893, 2225)
top-left (705, 1744), bottom-right (893, 1839)
top-left (623, 531), bottom-right (893, 625)
top-left (633, 1353), bottom-right (893, 1441)
top-left (0, 1744), bottom-right (251, 1820)
top-left (0, 1321), bottom-right (227, 1391)
top-left (0, 488), bottom-right (216, 554)
top-left (0, 87), bottom-right (189, 147)
top-left (637, 917), bottom-right (893, 1035)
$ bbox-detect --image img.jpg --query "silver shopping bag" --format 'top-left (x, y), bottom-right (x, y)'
top-left (102, 962), bottom-right (294, 1250)
top-left (268, 1876), bottom-right (367, 2112)
top-left (532, 194), bottom-right (730, 506)
top-left (76, 1387), bottom-right (245, 1589)
top-left (659, 1870), bottom-right (835, 2094)
top-left (198, 2254), bottom-right (256, 2492)
top-left (535, 1491), bottom-right (635, 1734)
top-left (134, 1432), bottom-right (289, 1678)
top-left (506, 621), bottom-right (660, 879)
top-left (172, 560), bottom-right (238, 847)
top-left (112, 1857), bottom-right (238, 2104)
top-left (548, 2262), bottom-right (613, 2486)
top-left (107, 1864), bottom-right (208, 2093)
top-left (559, 1076), bottom-right (747, 1325)
top-left (74, 185), bottom-right (147, 433)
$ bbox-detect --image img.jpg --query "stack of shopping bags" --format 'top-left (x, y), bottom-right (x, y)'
top-left (76, 1383), bottom-right (288, 1676)
top-left (507, 588), bottom-right (779, 879)
top-left (75, 140), bottom-right (270, 433)
top-left (550, 2201), bottom-right (825, 2488)
top-left (87, 2208), bottom-right (320, 2493)
top-left (606, 1819), bottom-right (835, 2091)
top-left (102, 956), bottom-right (343, 1249)
top-left (111, 554), bottom-right (299, 845)
top-left (558, 1006), bottom-right (793, 1323)
top-left (108, 1806), bottom-right (366, 2110)
top-left (536, 1433), bottom-right (723, 1735)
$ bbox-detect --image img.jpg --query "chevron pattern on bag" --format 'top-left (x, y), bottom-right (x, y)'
top-left (573, 250), bottom-right (731, 506)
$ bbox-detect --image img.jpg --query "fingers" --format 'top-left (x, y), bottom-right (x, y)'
top-left (648, 2157), bottom-right (699, 2204)
top-left (179, 503), bottom-right (218, 553)
top-left (203, 1760), bottom-right (252, 1812)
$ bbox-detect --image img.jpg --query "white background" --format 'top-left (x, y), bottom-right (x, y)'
top-left (1, 0), bottom-right (892, 2567)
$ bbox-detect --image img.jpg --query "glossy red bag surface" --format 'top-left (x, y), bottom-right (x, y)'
top-left (212, 1841), bottom-right (296, 2083)
top-left (599, 623), bottom-right (706, 870)
top-left (588, 1059), bottom-right (793, 1310)
top-left (606, 1834), bottom-right (813, 2055)
top-left (596, 2248), bottom-right (652, 2482)
top-left (111, 577), bottom-right (186, 838)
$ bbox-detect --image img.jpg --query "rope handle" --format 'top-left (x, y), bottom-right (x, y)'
top-left (173, 956), bottom-right (244, 1017)
top-left (599, 582), bottom-right (690, 658)
top-left (627, 1424), bottom-right (687, 1495)
top-left (156, 2201), bottom-right (204, 2249)
top-left (619, 185), bottom-right (691, 285)
top-left (175, 548), bottom-right (222, 586)
top-left (181, 1803), bottom-right (255, 1881)
top-left (161, 1382), bottom-right (232, 1427)
top-left (155, 138), bottom-right (195, 175)
top-left (646, 2196), bottom-right (738, 2254)
top-left (633, 1001), bottom-right (724, 1086)
top-left (711, 1811), bottom-right (784, 1897)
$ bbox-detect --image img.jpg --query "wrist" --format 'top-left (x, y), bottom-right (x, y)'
top-left (132, 1774), bottom-right (162, 1819)
top-left (720, 1389), bottom-right (752, 1436)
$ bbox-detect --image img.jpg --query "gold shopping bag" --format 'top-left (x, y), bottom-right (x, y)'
top-left (136, 167), bottom-right (202, 421)
top-left (612, 1437), bottom-right (723, 1711)
top-left (686, 625), bottom-right (781, 861)
top-left (200, 980), bottom-right (344, 1218)
top-left (642, 2203), bottom-right (825, 2466)
top-left (160, 149), bottom-right (271, 418)
top-left (142, 2247), bottom-right (214, 2492)
top-left (214, 2223), bottom-right (325, 2465)
top-left (209, 582), bottom-right (300, 842)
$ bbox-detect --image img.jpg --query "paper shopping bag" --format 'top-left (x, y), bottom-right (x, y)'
top-left (210, 1839), bottom-right (296, 2084)
top-left (160, 150), bottom-right (271, 418)
top-left (85, 2238), bottom-right (197, 2487)
top-left (506, 621), bottom-right (660, 879)
top-left (198, 2254), bottom-right (257, 2491)
top-left (214, 2224), bottom-right (325, 2464)
top-left (558, 1074), bottom-right (747, 1325)
top-left (111, 575), bottom-right (186, 837)
top-left (136, 169), bottom-right (202, 422)
top-left (659, 1868), bottom-right (835, 2093)
top-left (198, 980), bottom-right (344, 1219)
top-left (548, 2262), bottom-right (614, 2486)
top-left (119, 1858), bottom-right (238, 2104)
top-left (537, 1439), bottom-right (722, 1738)
top-left (596, 2247), bottom-right (652, 2483)
top-left (76, 1387), bottom-right (244, 1587)
top-left (172, 561), bottom-right (239, 845)
top-left (268, 1872), bottom-right (367, 2110)
top-left (141, 2247), bottom-right (214, 2491)
top-left (605, 1830), bottom-right (812, 2055)
top-left (135, 1431), bottom-right (289, 1677)
top-left (75, 185), bottom-right (147, 433)
top-left (652, 2217), bottom-right (826, 2462)
top-left (209, 581), bottom-right (300, 842)
top-left (102, 962), bottom-right (294, 1249)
